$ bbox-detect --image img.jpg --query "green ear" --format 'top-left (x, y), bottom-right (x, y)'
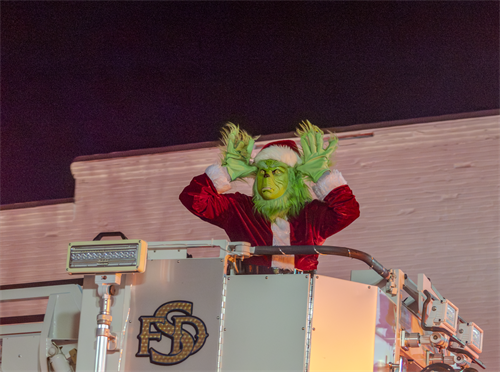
top-left (220, 123), bottom-right (255, 162)
top-left (295, 120), bottom-right (338, 182)
top-left (220, 123), bottom-right (258, 180)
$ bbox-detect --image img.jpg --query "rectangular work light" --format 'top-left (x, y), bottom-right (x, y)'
top-left (426, 298), bottom-right (459, 335)
top-left (66, 239), bottom-right (147, 274)
top-left (458, 322), bottom-right (484, 354)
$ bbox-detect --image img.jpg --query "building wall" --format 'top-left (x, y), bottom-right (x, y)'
top-left (1, 113), bottom-right (498, 367)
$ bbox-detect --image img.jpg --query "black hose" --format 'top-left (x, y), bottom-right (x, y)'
top-left (253, 245), bottom-right (390, 279)
top-left (419, 363), bottom-right (455, 372)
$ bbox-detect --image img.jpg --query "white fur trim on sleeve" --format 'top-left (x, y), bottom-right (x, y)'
top-left (312, 170), bottom-right (347, 201)
top-left (205, 164), bottom-right (232, 193)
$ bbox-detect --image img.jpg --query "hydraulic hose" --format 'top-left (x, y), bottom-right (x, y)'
top-left (419, 363), bottom-right (455, 372)
top-left (253, 245), bottom-right (390, 279)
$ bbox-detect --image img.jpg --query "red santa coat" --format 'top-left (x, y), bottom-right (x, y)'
top-left (179, 172), bottom-right (360, 271)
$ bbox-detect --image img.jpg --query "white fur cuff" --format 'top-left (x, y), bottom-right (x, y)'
top-left (205, 164), bottom-right (232, 193)
top-left (312, 170), bottom-right (347, 201)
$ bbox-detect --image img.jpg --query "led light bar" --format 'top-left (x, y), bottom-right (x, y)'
top-left (426, 298), bottom-right (459, 335)
top-left (66, 239), bottom-right (147, 274)
top-left (458, 322), bottom-right (484, 354)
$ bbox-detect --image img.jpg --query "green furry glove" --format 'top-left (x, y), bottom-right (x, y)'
top-left (220, 123), bottom-right (258, 181)
top-left (296, 120), bottom-right (338, 183)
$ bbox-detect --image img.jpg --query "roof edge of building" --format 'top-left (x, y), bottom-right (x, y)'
top-left (72, 109), bottom-right (499, 164)
top-left (1, 198), bottom-right (75, 211)
top-left (2, 109), bottom-right (497, 211)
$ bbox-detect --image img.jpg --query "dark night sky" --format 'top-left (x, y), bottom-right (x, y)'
top-left (1, 1), bottom-right (499, 205)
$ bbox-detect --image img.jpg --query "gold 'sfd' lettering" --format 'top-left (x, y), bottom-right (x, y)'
top-left (136, 301), bottom-right (209, 365)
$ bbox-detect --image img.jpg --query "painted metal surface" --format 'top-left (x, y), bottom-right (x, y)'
top-left (124, 258), bottom-right (225, 372)
top-left (309, 276), bottom-right (379, 371)
top-left (221, 273), bottom-right (311, 372)
top-left (75, 258), bottom-right (225, 371)
top-left (1, 335), bottom-right (40, 371)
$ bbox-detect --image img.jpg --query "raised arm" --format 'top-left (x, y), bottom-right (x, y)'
top-left (309, 169), bottom-right (360, 238)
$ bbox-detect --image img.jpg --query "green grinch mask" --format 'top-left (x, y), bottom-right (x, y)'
top-left (252, 160), bottom-right (312, 222)
top-left (256, 160), bottom-right (289, 200)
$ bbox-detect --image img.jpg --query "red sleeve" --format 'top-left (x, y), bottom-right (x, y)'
top-left (294, 255), bottom-right (319, 272)
top-left (313, 184), bottom-right (360, 239)
top-left (179, 173), bottom-right (232, 229)
top-left (293, 185), bottom-right (360, 272)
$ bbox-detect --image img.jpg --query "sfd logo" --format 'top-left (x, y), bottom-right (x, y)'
top-left (136, 301), bottom-right (209, 365)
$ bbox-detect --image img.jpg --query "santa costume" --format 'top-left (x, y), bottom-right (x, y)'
top-left (179, 136), bottom-right (360, 272)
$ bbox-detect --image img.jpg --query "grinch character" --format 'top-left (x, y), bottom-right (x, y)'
top-left (179, 121), bottom-right (360, 272)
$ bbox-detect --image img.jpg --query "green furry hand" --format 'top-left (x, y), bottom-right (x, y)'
top-left (220, 123), bottom-right (258, 181)
top-left (296, 120), bottom-right (338, 183)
